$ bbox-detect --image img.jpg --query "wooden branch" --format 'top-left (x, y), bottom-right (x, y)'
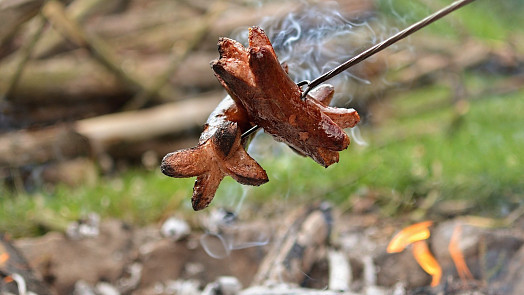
top-left (0, 0), bottom-right (45, 46)
top-left (0, 51), bottom-right (217, 105)
top-left (89, 2), bottom-right (297, 52)
top-left (0, 126), bottom-right (90, 168)
top-left (4, 100), bottom-right (123, 128)
top-left (3, 14), bottom-right (47, 100)
top-left (0, 93), bottom-right (222, 169)
top-left (0, 53), bottom-right (130, 104)
top-left (252, 203), bottom-right (332, 286)
top-left (75, 93), bottom-right (222, 152)
top-left (32, 0), bottom-right (117, 58)
top-left (122, 1), bottom-right (226, 111)
top-left (41, 0), bottom-right (178, 102)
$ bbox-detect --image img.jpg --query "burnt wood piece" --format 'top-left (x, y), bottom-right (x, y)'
top-left (0, 235), bottom-right (53, 295)
top-left (211, 26), bottom-right (360, 167)
top-left (252, 203), bottom-right (332, 285)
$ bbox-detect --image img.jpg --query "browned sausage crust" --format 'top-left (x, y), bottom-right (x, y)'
top-left (162, 26), bottom-right (360, 210)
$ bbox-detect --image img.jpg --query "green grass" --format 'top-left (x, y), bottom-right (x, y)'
top-left (1, 72), bottom-right (523, 238)
top-left (376, 0), bottom-right (524, 43)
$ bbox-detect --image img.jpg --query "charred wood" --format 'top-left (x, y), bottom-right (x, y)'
top-left (0, 235), bottom-right (54, 295)
top-left (252, 203), bottom-right (332, 286)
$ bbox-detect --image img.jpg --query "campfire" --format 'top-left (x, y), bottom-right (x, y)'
top-left (387, 221), bottom-right (476, 287)
top-left (4, 206), bottom-right (524, 295)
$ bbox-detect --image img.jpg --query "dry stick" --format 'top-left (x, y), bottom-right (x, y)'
top-left (3, 14), bottom-right (47, 101)
top-left (122, 1), bottom-right (226, 111)
top-left (0, 0), bottom-right (45, 46)
top-left (33, 0), bottom-right (109, 58)
top-left (41, 0), bottom-right (177, 101)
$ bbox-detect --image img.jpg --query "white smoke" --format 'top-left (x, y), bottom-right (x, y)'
top-left (232, 0), bottom-right (395, 107)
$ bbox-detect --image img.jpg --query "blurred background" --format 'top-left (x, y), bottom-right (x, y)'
top-left (0, 0), bottom-right (523, 294)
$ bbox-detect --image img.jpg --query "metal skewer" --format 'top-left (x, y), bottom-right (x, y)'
top-left (242, 0), bottom-right (477, 138)
top-left (300, 0), bottom-right (477, 98)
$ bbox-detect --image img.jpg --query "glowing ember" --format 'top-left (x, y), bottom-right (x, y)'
top-left (0, 246), bottom-right (9, 266)
top-left (412, 240), bottom-right (442, 287)
top-left (0, 253), bottom-right (8, 265)
top-left (387, 221), bottom-right (433, 253)
top-left (448, 225), bottom-right (474, 283)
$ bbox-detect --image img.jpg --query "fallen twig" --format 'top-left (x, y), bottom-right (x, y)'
top-left (41, 0), bottom-right (178, 101)
top-left (4, 14), bottom-right (47, 101)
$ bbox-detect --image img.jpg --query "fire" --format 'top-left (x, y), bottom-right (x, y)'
top-left (387, 221), bottom-right (441, 286)
top-left (387, 221), bottom-right (473, 287)
top-left (0, 249), bottom-right (12, 283)
top-left (448, 225), bottom-right (474, 283)
top-left (0, 244), bottom-right (9, 267)
top-left (412, 240), bottom-right (442, 287)
top-left (0, 252), bottom-right (8, 265)
top-left (387, 221), bottom-right (433, 253)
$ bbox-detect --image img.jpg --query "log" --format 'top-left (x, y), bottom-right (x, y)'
top-left (0, 53), bottom-right (130, 104)
top-left (2, 99), bottom-right (125, 129)
top-left (252, 203), bottom-right (332, 286)
top-left (0, 92), bottom-right (222, 170)
top-left (0, 125), bottom-right (90, 169)
top-left (0, 52), bottom-right (217, 104)
top-left (75, 92), bottom-right (222, 153)
top-left (89, 2), bottom-right (298, 53)
top-left (41, 0), bottom-right (155, 98)
top-left (32, 0), bottom-right (127, 58)
top-left (122, 1), bottom-right (227, 110)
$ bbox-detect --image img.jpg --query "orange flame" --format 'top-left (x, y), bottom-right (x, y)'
top-left (387, 221), bottom-right (433, 253)
top-left (412, 240), bottom-right (442, 287)
top-left (0, 252), bottom-right (8, 266)
top-left (448, 225), bottom-right (473, 283)
top-left (387, 221), bottom-right (441, 287)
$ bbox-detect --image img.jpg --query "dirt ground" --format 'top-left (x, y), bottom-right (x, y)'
top-left (4, 203), bottom-right (524, 295)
